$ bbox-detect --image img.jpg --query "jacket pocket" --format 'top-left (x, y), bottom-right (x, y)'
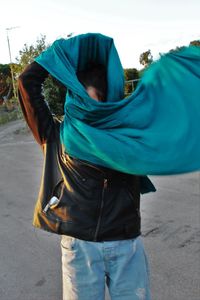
top-left (42, 180), bottom-right (71, 222)
top-left (43, 180), bottom-right (64, 212)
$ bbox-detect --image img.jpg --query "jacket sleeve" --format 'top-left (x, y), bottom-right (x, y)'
top-left (18, 61), bottom-right (55, 145)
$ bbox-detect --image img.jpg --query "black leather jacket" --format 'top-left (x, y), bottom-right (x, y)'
top-left (18, 62), bottom-right (156, 242)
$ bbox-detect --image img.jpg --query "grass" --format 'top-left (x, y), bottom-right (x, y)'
top-left (0, 104), bottom-right (23, 125)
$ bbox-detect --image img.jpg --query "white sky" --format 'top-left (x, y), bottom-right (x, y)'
top-left (0, 0), bottom-right (200, 68)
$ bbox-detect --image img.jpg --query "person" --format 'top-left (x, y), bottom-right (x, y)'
top-left (18, 40), bottom-right (156, 300)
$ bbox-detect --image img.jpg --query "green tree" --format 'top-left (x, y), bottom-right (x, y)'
top-left (190, 40), bottom-right (200, 46)
top-left (15, 34), bottom-right (47, 75)
top-left (139, 50), bottom-right (153, 67)
top-left (0, 64), bottom-right (12, 101)
top-left (16, 35), bottom-right (65, 115)
top-left (124, 68), bottom-right (139, 95)
top-left (169, 46), bottom-right (185, 53)
top-left (43, 76), bottom-right (66, 116)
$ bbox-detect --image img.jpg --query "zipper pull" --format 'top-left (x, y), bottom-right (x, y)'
top-left (43, 196), bottom-right (60, 213)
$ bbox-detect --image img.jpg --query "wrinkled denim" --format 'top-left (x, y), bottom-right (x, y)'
top-left (61, 236), bottom-right (151, 300)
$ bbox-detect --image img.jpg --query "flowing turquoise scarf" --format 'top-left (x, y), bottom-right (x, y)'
top-left (35, 33), bottom-right (200, 175)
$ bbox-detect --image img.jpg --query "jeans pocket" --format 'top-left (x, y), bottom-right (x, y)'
top-left (61, 235), bottom-right (77, 251)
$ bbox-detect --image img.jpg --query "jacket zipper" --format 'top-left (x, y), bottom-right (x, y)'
top-left (93, 178), bottom-right (108, 241)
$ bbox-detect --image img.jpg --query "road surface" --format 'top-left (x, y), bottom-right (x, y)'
top-left (0, 120), bottom-right (199, 300)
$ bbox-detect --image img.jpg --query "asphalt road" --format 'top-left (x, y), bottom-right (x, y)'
top-left (0, 120), bottom-right (199, 300)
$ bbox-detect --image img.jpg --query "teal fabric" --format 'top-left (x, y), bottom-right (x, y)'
top-left (35, 33), bottom-right (200, 175)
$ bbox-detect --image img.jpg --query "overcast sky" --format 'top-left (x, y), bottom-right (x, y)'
top-left (0, 0), bottom-right (200, 68)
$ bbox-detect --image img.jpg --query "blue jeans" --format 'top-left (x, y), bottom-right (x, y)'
top-left (61, 236), bottom-right (151, 300)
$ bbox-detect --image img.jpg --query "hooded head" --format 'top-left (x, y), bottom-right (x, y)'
top-left (76, 61), bottom-right (107, 102)
top-left (35, 33), bottom-right (125, 102)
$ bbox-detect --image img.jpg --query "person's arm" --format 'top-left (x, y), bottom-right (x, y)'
top-left (18, 61), bottom-right (55, 145)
